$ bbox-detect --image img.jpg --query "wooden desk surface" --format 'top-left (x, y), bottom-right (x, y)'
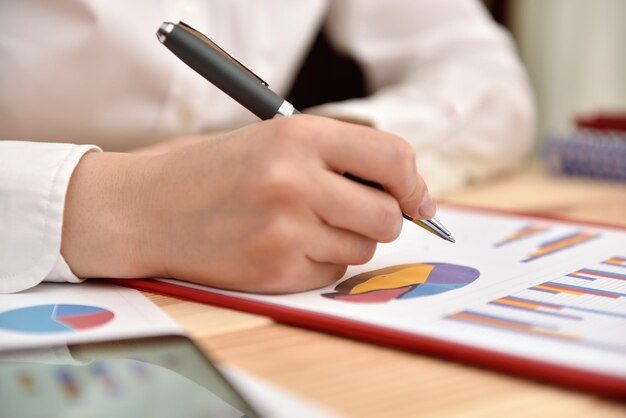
top-left (149, 164), bottom-right (626, 417)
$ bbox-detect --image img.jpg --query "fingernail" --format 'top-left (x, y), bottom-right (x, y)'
top-left (418, 192), bottom-right (436, 219)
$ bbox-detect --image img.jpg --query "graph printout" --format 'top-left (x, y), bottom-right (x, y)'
top-left (160, 207), bottom-right (626, 381)
top-left (493, 223), bottom-right (549, 247)
top-left (0, 283), bottom-right (181, 351)
top-left (447, 257), bottom-right (626, 353)
top-left (0, 304), bottom-right (115, 334)
top-left (521, 230), bottom-right (600, 262)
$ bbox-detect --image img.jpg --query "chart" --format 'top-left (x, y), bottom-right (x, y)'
top-left (493, 223), bottom-right (549, 247)
top-left (446, 256), bottom-right (626, 353)
top-left (0, 304), bottom-right (114, 334)
top-left (522, 230), bottom-right (600, 262)
top-left (322, 262), bottom-right (480, 303)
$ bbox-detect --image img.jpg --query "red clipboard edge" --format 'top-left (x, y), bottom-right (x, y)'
top-left (110, 277), bottom-right (626, 399)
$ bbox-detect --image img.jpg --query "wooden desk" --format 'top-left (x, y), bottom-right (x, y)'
top-left (149, 164), bottom-right (626, 417)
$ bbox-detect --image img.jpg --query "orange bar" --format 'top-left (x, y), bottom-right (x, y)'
top-left (534, 284), bottom-right (583, 296)
top-left (495, 298), bottom-right (540, 310)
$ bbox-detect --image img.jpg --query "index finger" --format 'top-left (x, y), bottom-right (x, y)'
top-left (304, 117), bottom-right (433, 219)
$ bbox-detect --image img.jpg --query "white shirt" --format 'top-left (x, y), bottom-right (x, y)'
top-left (0, 0), bottom-right (535, 293)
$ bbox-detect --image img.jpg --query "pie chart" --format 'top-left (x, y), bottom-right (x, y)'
top-left (0, 304), bottom-right (114, 334)
top-left (323, 262), bottom-right (480, 303)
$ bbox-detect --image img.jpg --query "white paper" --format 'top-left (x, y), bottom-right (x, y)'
top-left (0, 282), bottom-right (182, 351)
top-left (160, 207), bottom-right (626, 380)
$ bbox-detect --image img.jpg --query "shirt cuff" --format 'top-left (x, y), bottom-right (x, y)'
top-left (44, 254), bottom-right (85, 284)
top-left (0, 142), bottom-right (101, 293)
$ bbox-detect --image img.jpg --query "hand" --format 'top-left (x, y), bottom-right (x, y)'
top-left (61, 115), bottom-right (435, 293)
top-left (129, 134), bottom-right (210, 155)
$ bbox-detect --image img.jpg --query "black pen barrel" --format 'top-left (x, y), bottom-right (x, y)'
top-left (159, 24), bottom-right (284, 120)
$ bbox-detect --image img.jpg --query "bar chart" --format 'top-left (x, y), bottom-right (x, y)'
top-left (447, 256), bottom-right (626, 353)
top-left (521, 230), bottom-right (600, 262)
top-left (493, 223), bottom-right (549, 247)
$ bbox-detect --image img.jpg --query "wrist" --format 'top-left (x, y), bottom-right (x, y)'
top-left (61, 151), bottom-right (158, 279)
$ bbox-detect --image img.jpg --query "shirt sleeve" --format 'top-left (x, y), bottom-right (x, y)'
top-left (0, 141), bottom-right (101, 293)
top-left (313, 0), bottom-right (536, 196)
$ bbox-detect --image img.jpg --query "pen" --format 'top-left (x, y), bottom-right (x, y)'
top-left (156, 21), bottom-right (455, 243)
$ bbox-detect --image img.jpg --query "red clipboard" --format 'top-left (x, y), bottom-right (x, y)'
top-left (111, 204), bottom-right (626, 398)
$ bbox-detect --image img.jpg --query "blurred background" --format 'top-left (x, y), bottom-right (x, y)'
top-left (288, 0), bottom-right (625, 168)
top-left (489, 0), bottom-right (625, 139)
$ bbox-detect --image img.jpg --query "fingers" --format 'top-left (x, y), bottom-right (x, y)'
top-left (309, 170), bottom-right (403, 242)
top-left (306, 222), bottom-right (378, 265)
top-left (252, 257), bottom-right (347, 294)
top-left (300, 261), bottom-right (348, 292)
top-left (299, 116), bottom-right (435, 219)
top-left (221, 260), bottom-right (347, 295)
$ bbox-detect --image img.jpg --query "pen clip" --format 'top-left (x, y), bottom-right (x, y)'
top-left (177, 21), bottom-right (269, 87)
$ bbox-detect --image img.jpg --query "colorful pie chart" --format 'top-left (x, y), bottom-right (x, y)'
top-left (323, 262), bottom-right (480, 303)
top-left (0, 304), bottom-right (114, 334)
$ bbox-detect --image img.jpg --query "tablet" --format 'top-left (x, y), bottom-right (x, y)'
top-left (0, 334), bottom-right (261, 418)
